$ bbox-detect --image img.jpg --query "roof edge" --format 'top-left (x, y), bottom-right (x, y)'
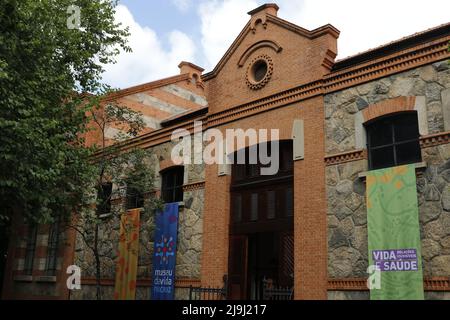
top-left (333, 22), bottom-right (450, 71)
top-left (247, 3), bottom-right (279, 16)
top-left (102, 73), bottom-right (190, 102)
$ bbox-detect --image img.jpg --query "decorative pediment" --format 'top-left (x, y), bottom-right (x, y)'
top-left (237, 40), bottom-right (282, 68)
top-left (202, 7), bottom-right (339, 81)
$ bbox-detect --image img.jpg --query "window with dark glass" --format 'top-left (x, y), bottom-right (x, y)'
top-left (230, 141), bottom-right (294, 228)
top-left (232, 194), bottom-right (242, 223)
top-left (126, 184), bottom-right (144, 210)
top-left (366, 113), bottom-right (422, 170)
top-left (267, 190), bottom-right (276, 220)
top-left (232, 140), bottom-right (293, 183)
top-left (250, 193), bottom-right (258, 221)
top-left (23, 226), bottom-right (37, 275)
top-left (161, 166), bottom-right (184, 203)
top-left (285, 187), bottom-right (293, 217)
top-left (97, 183), bottom-right (112, 215)
top-left (45, 219), bottom-right (60, 276)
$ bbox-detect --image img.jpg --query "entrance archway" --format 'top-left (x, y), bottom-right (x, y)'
top-left (228, 140), bottom-right (294, 300)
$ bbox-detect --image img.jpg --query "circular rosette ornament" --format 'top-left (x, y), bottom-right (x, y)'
top-left (246, 54), bottom-right (273, 90)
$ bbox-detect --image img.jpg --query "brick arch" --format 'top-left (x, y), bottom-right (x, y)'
top-left (159, 159), bottom-right (177, 172)
top-left (362, 96), bottom-right (417, 123)
top-left (354, 96), bottom-right (428, 149)
top-left (158, 160), bottom-right (188, 191)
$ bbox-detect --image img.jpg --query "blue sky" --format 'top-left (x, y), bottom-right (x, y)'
top-left (119, 0), bottom-right (200, 46)
top-left (102, 0), bottom-right (450, 89)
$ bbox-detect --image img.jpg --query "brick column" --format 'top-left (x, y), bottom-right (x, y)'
top-left (293, 97), bottom-right (328, 300)
top-left (200, 164), bottom-right (231, 287)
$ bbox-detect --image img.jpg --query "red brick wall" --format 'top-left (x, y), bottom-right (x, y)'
top-left (200, 96), bottom-right (328, 299)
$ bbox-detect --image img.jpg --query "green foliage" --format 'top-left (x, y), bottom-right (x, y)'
top-left (78, 95), bottom-right (162, 226)
top-left (72, 97), bottom-right (162, 300)
top-left (0, 0), bottom-right (164, 300)
top-left (0, 0), bottom-right (130, 224)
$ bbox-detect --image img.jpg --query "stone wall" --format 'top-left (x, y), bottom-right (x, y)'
top-left (177, 189), bottom-right (203, 279)
top-left (72, 139), bottom-right (205, 300)
top-left (325, 61), bottom-right (450, 154)
top-left (327, 160), bottom-right (368, 278)
top-left (328, 290), bottom-right (450, 300)
top-left (325, 60), bottom-right (450, 295)
top-left (418, 144), bottom-right (450, 277)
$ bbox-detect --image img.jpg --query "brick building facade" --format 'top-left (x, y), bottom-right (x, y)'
top-left (2, 3), bottom-right (450, 300)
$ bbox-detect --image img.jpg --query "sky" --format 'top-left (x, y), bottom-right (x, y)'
top-left (101, 0), bottom-right (450, 89)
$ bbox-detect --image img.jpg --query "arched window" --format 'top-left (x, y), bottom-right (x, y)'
top-left (161, 166), bottom-right (184, 203)
top-left (366, 112), bottom-right (422, 170)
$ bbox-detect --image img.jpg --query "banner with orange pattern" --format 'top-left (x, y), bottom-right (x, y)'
top-left (114, 209), bottom-right (140, 300)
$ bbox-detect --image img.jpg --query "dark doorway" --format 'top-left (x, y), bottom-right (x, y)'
top-left (247, 232), bottom-right (277, 300)
top-left (228, 141), bottom-right (294, 300)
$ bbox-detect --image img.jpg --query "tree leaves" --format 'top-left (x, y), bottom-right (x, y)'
top-left (0, 0), bottom-right (129, 224)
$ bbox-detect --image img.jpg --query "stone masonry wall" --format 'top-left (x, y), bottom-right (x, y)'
top-left (325, 61), bottom-right (450, 154)
top-left (71, 139), bottom-right (205, 300)
top-left (325, 61), bottom-right (450, 295)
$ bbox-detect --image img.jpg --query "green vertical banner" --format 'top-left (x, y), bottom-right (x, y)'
top-left (366, 164), bottom-right (424, 300)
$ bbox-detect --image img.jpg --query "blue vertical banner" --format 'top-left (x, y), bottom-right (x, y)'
top-left (152, 202), bottom-right (179, 300)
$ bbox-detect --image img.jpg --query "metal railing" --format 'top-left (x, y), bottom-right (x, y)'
top-left (188, 275), bottom-right (228, 300)
top-left (262, 286), bottom-right (293, 300)
top-left (262, 278), bottom-right (293, 300)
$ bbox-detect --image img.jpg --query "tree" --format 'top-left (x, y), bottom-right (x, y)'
top-left (68, 96), bottom-right (162, 300)
top-left (0, 0), bottom-right (130, 225)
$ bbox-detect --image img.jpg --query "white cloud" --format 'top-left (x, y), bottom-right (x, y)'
top-left (104, 1), bottom-right (450, 88)
top-left (172, 0), bottom-right (192, 12)
top-left (197, 0), bottom-right (450, 68)
top-left (102, 4), bottom-right (196, 89)
top-left (198, 0), bottom-right (258, 70)
top-left (277, 0), bottom-right (450, 59)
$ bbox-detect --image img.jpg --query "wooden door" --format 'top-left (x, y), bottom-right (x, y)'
top-left (228, 235), bottom-right (248, 300)
top-left (279, 231), bottom-right (294, 287)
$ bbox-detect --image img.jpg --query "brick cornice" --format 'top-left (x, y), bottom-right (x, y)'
top-left (324, 36), bottom-right (450, 93)
top-left (207, 80), bottom-right (324, 128)
top-left (91, 115), bottom-right (208, 157)
top-left (420, 131), bottom-right (450, 148)
top-left (325, 149), bottom-right (367, 166)
top-left (328, 277), bottom-right (450, 292)
top-left (183, 181), bottom-right (205, 192)
top-left (206, 37), bottom-right (450, 128)
top-left (102, 74), bottom-right (191, 102)
top-left (266, 15), bottom-right (340, 40)
top-left (95, 30), bottom-right (450, 153)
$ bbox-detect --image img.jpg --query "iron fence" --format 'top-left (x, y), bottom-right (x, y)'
top-left (188, 275), bottom-right (228, 300)
top-left (262, 285), bottom-right (293, 300)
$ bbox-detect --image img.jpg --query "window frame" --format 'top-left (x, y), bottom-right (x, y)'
top-left (161, 166), bottom-right (184, 203)
top-left (232, 140), bottom-right (293, 184)
top-left (125, 184), bottom-right (144, 210)
top-left (97, 182), bottom-right (112, 216)
top-left (230, 140), bottom-right (294, 233)
top-left (45, 219), bottom-right (60, 276)
top-left (23, 225), bottom-right (37, 275)
top-left (366, 112), bottom-right (422, 170)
